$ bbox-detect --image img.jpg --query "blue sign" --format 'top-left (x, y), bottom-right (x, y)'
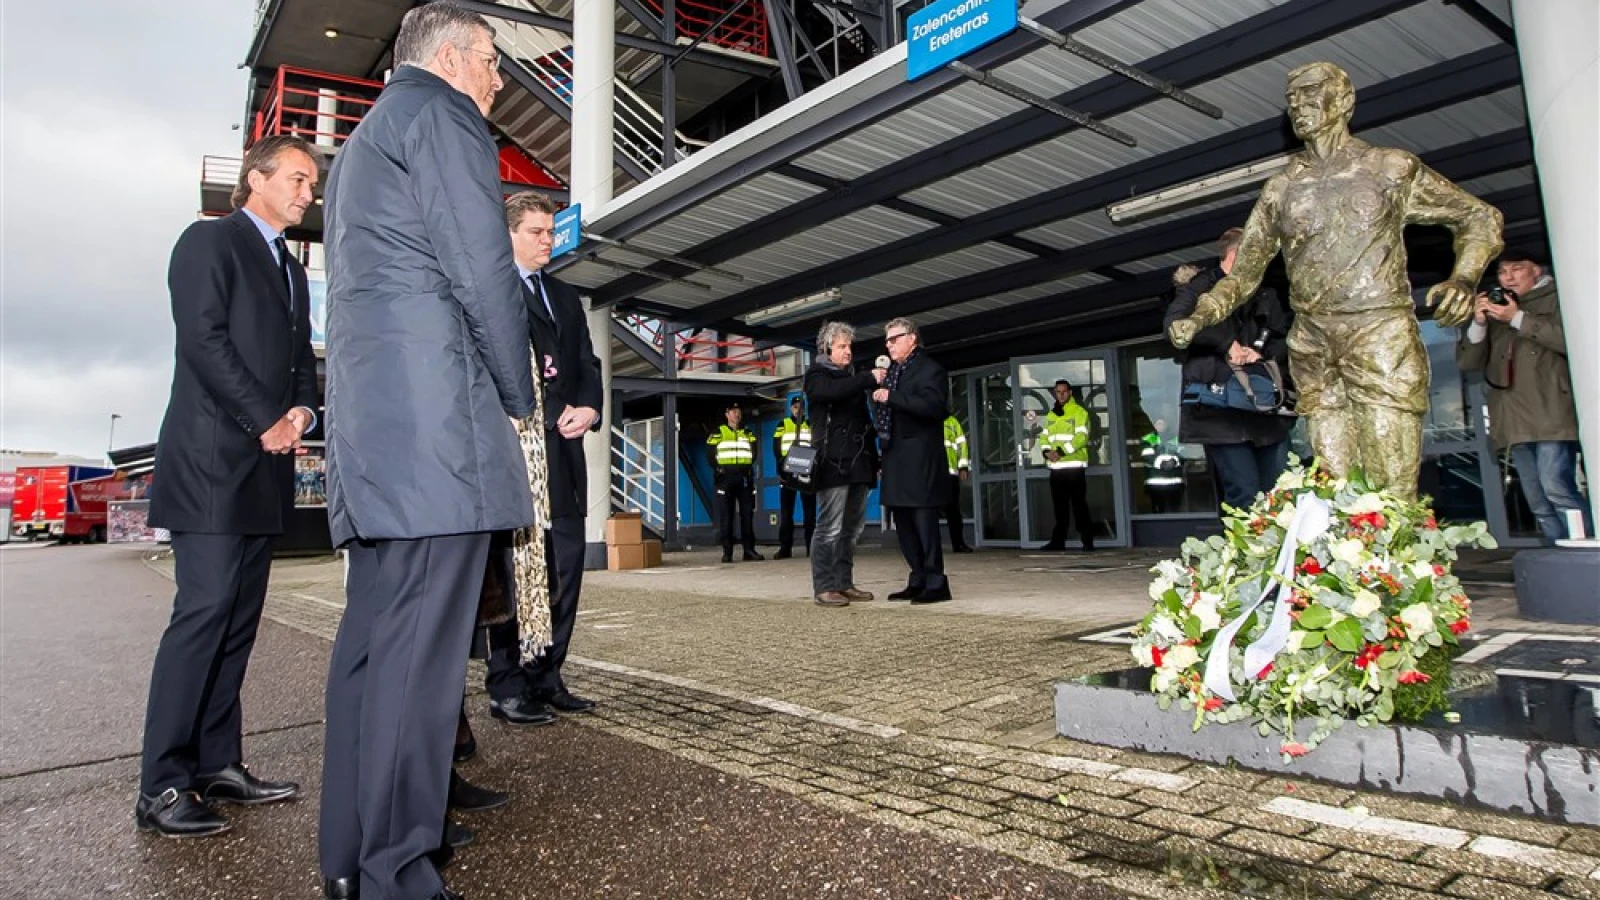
top-left (905, 0), bottom-right (1018, 81)
top-left (552, 203), bottom-right (582, 259)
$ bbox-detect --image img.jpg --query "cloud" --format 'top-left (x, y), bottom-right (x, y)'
top-left (1, 0), bottom-right (254, 458)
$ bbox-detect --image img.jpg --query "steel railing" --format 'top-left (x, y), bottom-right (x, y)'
top-left (250, 66), bottom-right (384, 149)
top-left (638, 0), bottom-right (770, 57)
top-left (620, 315), bottom-right (779, 374)
top-left (490, 0), bottom-right (701, 174)
top-left (611, 425), bottom-right (666, 531)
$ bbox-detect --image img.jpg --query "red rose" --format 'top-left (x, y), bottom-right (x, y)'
top-left (1203, 697), bottom-right (1224, 712)
top-left (1256, 663), bottom-right (1274, 680)
top-left (1433, 564), bottom-right (1446, 577)
top-left (1151, 645), bottom-right (1165, 667)
top-left (1449, 619), bottom-right (1470, 635)
top-left (1298, 557), bottom-right (1323, 576)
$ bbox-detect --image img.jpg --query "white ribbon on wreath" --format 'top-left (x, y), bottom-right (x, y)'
top-left (1203, 494), bottom-right (1333, 701)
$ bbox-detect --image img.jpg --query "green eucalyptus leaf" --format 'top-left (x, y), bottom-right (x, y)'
top-left (1297, 605), bottom-right (1334, 630)
top-left (1327, 618), bottom-right (1364, 653)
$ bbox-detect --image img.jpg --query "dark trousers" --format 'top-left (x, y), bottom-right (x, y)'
top-left (320, 533), bottom-right (490, 898)
top-left (484, 515), bottom-right (586, 702)
top-left (715, 469), bottom-right (756, 553)
top-left (1048, 468), bottom-right (1094, 550)
top-left (941, 474), bottom-right (969, 549)
top-left (140, 532), bottom-right (273, 794)
top-left (778, 486), bottom-right (816, 553)
top-left (1205, 440), bottom-right (1289, 514)
top-left (892, 506), bottom-right (947, 593)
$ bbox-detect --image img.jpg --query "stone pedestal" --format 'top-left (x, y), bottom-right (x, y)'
top-left (1514, 547), bottom-right (1600, 624)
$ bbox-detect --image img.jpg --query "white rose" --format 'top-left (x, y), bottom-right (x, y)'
top-left (1274, 501), bottom-right (1298, 531)
top-left (1149, 579), bottom-right (1174, 602)
top-left (1341, 492), bottom-right (1385, 515)
top-left (1349, 589), bottom-right (1382, 618)
top-left (1331, 538), bottom-right (1367, 566)
top-left (1152, 668), bottom-right (1176, 693)
top-left (1132, 643), bottom-right (1155, 667)
top-left (1275, 469), bottom-right (1306, 492)
top-left (1192, 596), bottom-right (1222, 632)
top-left (1164, 644), bottom-right (1201, 670)
top-left (1399, 603), bottom-right (1436, 640)
top-left (1410, 561), bottom-right (1435, 581)
top-left (1150, 615), bottom-right (1185, 643)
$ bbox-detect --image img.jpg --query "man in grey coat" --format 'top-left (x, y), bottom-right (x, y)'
top-left (317, 5), bottom-right (536, 900)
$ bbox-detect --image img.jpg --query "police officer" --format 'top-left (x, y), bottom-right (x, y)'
top-left (1040, 379), bottom-right (1094, 552)
top-left (772, 396), bottom-right (817, 559)
top-left (941, 414), bottom-right (974, 553)
top-left (708, 402), bottom-right (764, 563)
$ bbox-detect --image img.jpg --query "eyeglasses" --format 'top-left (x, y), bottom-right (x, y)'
top-left (885, 332), bottom-right (911, 344)
top-left (459, 45), bottom-right (502, 71)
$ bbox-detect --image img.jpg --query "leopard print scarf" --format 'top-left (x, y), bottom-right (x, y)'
top-left (511, 365), bottom-right (554, 664)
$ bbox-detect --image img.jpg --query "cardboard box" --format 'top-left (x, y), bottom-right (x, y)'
top-left (607, 543), bottom-right (647, 571)
top-left (605, 512), bottom-right (643, 546)
top-left (642, 538), bottom-right (662, 569)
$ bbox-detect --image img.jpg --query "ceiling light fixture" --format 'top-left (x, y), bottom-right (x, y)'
top-left (740, 288), bottom-right (843, 327)
top-left (1106, 153), bottom-right (1293, 225)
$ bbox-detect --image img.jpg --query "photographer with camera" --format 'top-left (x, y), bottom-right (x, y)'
top-left (1458, 248), bottom-right (1590, 543)
top-left (1165, 227), bottom-right (1295, 516)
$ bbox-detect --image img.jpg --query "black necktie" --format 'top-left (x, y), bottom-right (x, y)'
top-left (528, 273), bottom-right (557, 334)
top-left (273, 237), bottom-right (293, 312)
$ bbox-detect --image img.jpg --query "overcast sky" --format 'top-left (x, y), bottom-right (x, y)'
top-left (2, 0), bottom-right (253, 460)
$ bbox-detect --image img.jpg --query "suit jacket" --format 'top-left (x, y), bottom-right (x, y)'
top-left (148, 209), bottom-right (318, 535)
top-left (323, 66), bottom-right (537, 545)
top-left (524, 272), bottom-right (604, 520)
top-left (878, 350), bottom-right (952, 509)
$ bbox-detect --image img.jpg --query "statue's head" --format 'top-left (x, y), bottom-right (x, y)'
top-left (1285, 62), bottom-right (1355, 142)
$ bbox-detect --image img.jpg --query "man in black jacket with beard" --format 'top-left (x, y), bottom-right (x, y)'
top-left (1164, 227), bottom-right (1294, 515)
top-left (872, 317), bottom-right (954, 604)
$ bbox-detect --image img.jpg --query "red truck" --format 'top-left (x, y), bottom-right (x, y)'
top-left (10, 465), bottom-right (116, 542)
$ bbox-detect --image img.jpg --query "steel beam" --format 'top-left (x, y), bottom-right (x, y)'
top-left (611, 319), bottom-right (668, 373)
top-left (762, 0), bottom-right (805, 99)
top-left (617, 0), bottom-right (664, 33)
top-left (455, 0), bottom-right (775, 77)
top-left (695, 48), bottom-right (1522, 324)
top-left (578, 0), bottom-right (1142, 288)
top-left (590, 0), bottom-right (1424, 305)
top-left (1445, 0), bottom-right (1516, 43)
top-left (613, 375), bottom-right (754, 395)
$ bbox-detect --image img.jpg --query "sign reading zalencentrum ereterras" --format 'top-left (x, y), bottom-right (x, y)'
top-left (905, 0), bottom-right (1019, 81)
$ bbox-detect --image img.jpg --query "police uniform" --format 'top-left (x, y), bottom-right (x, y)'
top-left (708, 409), bottom-right (761, 562)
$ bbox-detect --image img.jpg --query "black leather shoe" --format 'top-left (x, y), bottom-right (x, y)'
top-left (323, 876), bottom-right (359, 900)
top-left (134, 788), bottom-right (230, 838)
top-left (489, 695), bottom-right (557, 726)
top-left (447, 820), bottom-right (474, 848)
top-left (453, 733), bottom-right (477, 764)
top-left (911, 587), bottom-right (952, 604)
top-left (887, 587), bottom-right (922, 602)
top-left (195, 763), bottom-right (299, 805)
top-left (721, 551), bottom-right (733, 563)
top-left (743, 549), bottom-right (765, 561)
top-left (773, 548), bottom-right (792, 559)
top-left (449, 769), bottom-right (510, 812)
top-left (545, 690), bottom-right (596, 713)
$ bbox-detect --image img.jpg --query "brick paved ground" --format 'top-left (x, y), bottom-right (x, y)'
top-left (150, 547), bottom-right (1600, 899)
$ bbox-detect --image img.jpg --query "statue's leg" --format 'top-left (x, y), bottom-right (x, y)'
top-left (1307, 407), bottom-right (1357, 479)
top-left (1288, 316), bottom-right (1355, 478)
top-left (1356, 406), bottom-right (1423, 498)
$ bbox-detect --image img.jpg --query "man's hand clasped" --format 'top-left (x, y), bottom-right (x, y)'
top-left (557, 405), bottom-right (599, 440)
top-left (261, 408), bottom-right (311, 454)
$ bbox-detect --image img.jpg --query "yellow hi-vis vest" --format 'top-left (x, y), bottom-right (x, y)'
top-left (775, 417), bottom-right (811, 459)
top-left (1042, 400), bottom-right (1090, 469)
top-left (709, 424), bottom-right (755, 468)
top-left (943, 416), bottom-right (970, 475)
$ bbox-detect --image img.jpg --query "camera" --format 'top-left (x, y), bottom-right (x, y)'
top-left (1488, 285), bottom-right (1518, 306)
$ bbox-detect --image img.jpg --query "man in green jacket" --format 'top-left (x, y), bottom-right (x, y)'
top-left (1458, 249), bottom-right (1590, 542)
top-left (1040, 380), bottom-right (1094, 552)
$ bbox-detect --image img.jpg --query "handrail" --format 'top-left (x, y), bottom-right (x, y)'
top-left (249, 66), bottom-right (384, 149)
top-left (639, 0), bottom-right (769, 56)
top-left (611, 426), bottom-right (666, 530)
top-left (619, 315), bottom-right (778, 374)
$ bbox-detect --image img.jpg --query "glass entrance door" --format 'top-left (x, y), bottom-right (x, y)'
top-left (970, 366), bottom-right (1021, 544)
top-left (1012, 352), bottom-right (1129, 548)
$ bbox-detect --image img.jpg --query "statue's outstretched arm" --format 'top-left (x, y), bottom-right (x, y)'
top-left (1408, 158), bottom-right (1504, 327)
top-left (1169, 178), bottom-right (1283, 348)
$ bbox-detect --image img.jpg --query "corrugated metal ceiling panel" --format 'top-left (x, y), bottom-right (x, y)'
top-left (618, 173), bottom-right (825, 258)
top-left (832, 242), bottom-right (1038, 305)
top-left (709, 204), bottom-right (938, 287)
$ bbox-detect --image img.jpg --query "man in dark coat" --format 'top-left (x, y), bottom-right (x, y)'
top-left (481, 191), bottom-right (605, 725)
top-left (872, 317), bottom-right (954, 604)
top-left (318, 6), bottom-right (537, 900)
top-left (137, 134), bottom-right (320, 838)
top-left (1164, 227), bottom-right (1294, 515)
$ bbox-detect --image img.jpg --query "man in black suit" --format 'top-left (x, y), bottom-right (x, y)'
top-left (872, 317), bottom-right (954, 604)
top-left (480, 191), bottom-right (604, 724)
top-left (137, 134), bottom-right (320, 837)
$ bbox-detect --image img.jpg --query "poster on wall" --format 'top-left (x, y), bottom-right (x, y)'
top-left (308, 278), bottom-right (327, 348)
top-left (295, 443), bottom-right (327, 508)
top-left (109, 499), bottom-right (158, 543)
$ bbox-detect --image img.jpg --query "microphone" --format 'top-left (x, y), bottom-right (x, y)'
top-left (875, 355), bottom-right (890, 370)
